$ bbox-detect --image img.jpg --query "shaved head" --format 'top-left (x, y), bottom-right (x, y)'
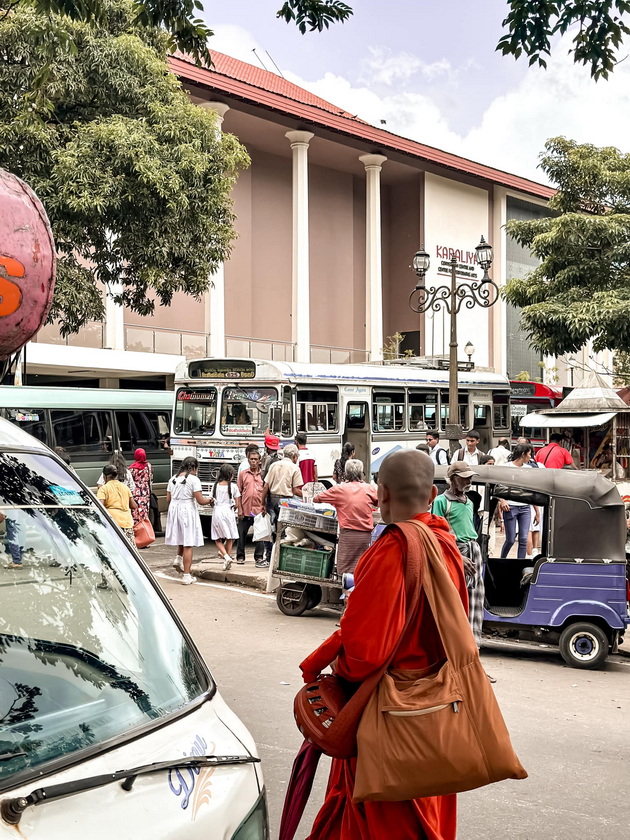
top-left (378, 450), bottom-right (436, 524)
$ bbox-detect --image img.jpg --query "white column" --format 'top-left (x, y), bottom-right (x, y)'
top-left (359, 154), bottom-right (387, 361)
top-left (200, 102), bottom-right (230, 358)
top-left (104, 282), bottom-right (125, 351)
top-left (286, 130), bottom-right (314, 364)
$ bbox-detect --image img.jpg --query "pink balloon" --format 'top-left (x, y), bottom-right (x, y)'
top-left (0, 168), bottom-right (56, 360)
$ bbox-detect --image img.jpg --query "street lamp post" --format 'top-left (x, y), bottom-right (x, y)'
top-left (410, 237), bottom-right (499, 451)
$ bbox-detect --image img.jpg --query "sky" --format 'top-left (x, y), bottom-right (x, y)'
top-left (201, 0), bottom-right (630, 184)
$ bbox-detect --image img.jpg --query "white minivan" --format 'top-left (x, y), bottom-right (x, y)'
top-left (0, 419), bottom-right (268, 838)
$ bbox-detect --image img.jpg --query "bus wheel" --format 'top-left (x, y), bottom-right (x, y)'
top-left (559, 622), bottom-right (609, 670)
top-left (276, 583), bottom-right (309, 616)
top-left (305, 584), bottom-right (322, 610)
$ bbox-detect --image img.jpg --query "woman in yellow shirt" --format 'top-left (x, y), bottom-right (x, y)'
top-left (97, 464), bottom-right (137, 544)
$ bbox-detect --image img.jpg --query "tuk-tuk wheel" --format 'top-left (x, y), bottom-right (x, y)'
top-left (276, 583), bottom-right (309, 616)
top-left (559, 622), bottom-right (609, 670)
top-left (305, 584), bottom-right (322, 610)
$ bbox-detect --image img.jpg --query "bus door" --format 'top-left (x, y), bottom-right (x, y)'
top-left (344, 401), bottom-right (370, 475)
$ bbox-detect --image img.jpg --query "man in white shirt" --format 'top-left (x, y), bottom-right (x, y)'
top-left (488, 438), bottom-right (511, 466)
top-left (453, 429), bottom-right (485, 465)
top-left (425, 431), bottom-right (449, 466)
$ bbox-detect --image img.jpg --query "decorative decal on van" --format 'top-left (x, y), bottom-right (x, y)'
top-left (168, 735), bottom-right (215, 817)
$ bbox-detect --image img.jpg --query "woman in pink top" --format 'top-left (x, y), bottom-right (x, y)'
top-left (313, 459), bottom-right (378, 574)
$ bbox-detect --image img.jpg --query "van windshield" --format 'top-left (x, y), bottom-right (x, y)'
top-left (0, 451), bottom-right (210, 790)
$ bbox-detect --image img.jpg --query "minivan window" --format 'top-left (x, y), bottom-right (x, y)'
top-left (0, 452), bottom-right (210, 789)
top-left (4, 408), bottom-right (49, 446)
top-left (51, 409), bottom-right (114, 457)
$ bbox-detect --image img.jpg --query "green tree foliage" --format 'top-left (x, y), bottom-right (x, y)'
top-left (0, 1), bottom-right (249, 334)
top-left (498, 0), bottom-right (630, 80)
top-left (276, 0), bottom-right (352, 33)
top-left (503, 137), bottom-right (630, 356)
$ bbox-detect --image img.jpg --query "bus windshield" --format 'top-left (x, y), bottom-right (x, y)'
top-left (221, 387), bottom-right (277, 436)
top-left (174, 388), bottom-right (218, 436)
top-left (0, 451), bottom-right (210, 790)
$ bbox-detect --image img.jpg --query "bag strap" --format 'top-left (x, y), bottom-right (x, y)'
top-left (397, 520), bottom-right (479, 670)
top-left (324, 526), bottom-right (424, 739)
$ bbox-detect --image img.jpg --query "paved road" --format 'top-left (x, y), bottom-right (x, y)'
top-left (153, 571), bottom-right (630, 840)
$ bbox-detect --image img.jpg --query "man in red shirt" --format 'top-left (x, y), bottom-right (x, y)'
top-left (301, 449), bottom-right (467, 840)
top-left (295, 432), bottom-right (318, 484)
top-left (236, 449), bottom-right (265, 566)
top-left (535, 434), bottom-right (575, 469)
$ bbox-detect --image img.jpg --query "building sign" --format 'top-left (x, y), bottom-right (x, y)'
top-left (435, 246), bottom-right (480, 281)
top-left (189, 360), bottom-right (256, 380)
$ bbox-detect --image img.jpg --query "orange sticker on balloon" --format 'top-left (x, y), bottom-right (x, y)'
top-left (0, 255), bottom-right (24, 317)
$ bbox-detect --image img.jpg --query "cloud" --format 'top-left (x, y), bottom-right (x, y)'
top-left (359, 47), bottom-right (455, 86)
top-left (207, 24), bottom-right (265, 65)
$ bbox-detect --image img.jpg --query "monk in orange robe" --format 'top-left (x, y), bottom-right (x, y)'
top-left (300, 449), bottom-right (468, 840)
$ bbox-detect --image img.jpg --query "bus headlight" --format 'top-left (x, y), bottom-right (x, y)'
top-left (231, 790), bottom-right (269, 840)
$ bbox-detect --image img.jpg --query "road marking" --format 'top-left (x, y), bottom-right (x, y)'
top-left (155, 571), bottom-right (275, 600)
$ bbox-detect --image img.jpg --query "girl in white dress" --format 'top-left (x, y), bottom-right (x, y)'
top-left (210, 464), bottom-right (241, 571)
top-left (166, 457), bottom-right (212, 585)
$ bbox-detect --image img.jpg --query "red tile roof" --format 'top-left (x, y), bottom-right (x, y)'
top-left (171, 52), bottom-right (554, 201)
top-left (203, 51), bottom-right (366, 123)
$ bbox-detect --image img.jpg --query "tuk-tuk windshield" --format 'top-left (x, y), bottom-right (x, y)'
top-left (0, 451), bottom-right (211, 790)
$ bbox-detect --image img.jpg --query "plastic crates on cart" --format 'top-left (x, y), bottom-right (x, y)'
top-left (278, 545), bottom-right (335, 579)
top-left (278, 506), bottom-right (338, 534)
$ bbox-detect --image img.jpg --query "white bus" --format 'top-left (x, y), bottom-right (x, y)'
top-left (171, 358), bottom-right (511, 504)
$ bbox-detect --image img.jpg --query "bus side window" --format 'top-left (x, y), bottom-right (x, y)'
top-left (373, 390), bottom-right (405, 432)
top-left (408, 392), bottom-right (437, 430)
top-left (282, 386), bottom-right (293, 437)
top-left (492, 392), bottom-right (510, 430)
top-left (296, 390), bottom-right (338, 433)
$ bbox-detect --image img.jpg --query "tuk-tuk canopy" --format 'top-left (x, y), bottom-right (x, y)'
top-left (434, 464), bottom-right (626, 560)
top-left (434, 464), bottom-right (623, 509)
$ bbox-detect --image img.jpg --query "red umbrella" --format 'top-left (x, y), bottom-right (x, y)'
top-left (278, 740), bottom-right (322, 840)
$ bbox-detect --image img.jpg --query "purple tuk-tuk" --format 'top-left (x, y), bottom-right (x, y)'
top-left (437, 465), bottom-right (629, 669)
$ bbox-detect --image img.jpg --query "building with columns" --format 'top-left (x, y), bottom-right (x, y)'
top-left (25, 50), bottom-right (576, 389)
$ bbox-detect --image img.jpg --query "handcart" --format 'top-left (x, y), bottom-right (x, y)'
top-left (268, 500), bottom-right (345, 616)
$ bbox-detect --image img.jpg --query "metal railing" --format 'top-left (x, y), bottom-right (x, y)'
top-left (33, 321), bottom-right (370, 366)
top-left (124, 325), bottom-right (209, 358)
top-left (32, 321), bottom-right (105, 349)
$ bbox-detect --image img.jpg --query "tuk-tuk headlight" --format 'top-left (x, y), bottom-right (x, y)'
top-left (231, 790), bottom-right (269, 840)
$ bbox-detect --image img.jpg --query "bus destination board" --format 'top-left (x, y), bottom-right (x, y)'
top-left (189, 360), bottom-right (256, 380)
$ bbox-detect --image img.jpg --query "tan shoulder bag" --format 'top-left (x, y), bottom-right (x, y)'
top-left (353, 519), bottom-right (527, 802)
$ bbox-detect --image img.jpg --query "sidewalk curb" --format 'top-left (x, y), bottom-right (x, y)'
top-left (192, 564), bottom-right (268, 591)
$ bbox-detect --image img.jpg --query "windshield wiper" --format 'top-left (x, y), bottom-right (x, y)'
top-left (1, 754), bottom-right (260, 825)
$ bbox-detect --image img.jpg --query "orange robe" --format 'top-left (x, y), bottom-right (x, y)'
top-left (300, 513), bottom-right (468, 840)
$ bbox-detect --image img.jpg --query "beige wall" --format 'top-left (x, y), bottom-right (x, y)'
top-left (423, 172), bottom-right (491, 366)
top-left (309, 165), bottom-right (354, 348)
top-left (352, 176), bottom-right (367, 352)
top-left (225, 147), bottom-right (293, 343)
top-left (383, 177), bottom-right (421, 342)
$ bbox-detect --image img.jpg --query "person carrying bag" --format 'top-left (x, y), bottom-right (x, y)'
top-left (353, 518), bottom-right (527, 801)
top-left (281, 450), bottom-right (526, 840)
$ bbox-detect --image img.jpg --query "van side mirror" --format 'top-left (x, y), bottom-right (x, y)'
top-left (270, 407), bottom-right (282, 435)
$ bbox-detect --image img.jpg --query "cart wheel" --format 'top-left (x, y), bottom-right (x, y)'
top-left (559, 622), bottom-right (609, 670)
top-left (305, 584), bottom-right (322, 610)
top-left (276, 583), bottom-right (309, 617)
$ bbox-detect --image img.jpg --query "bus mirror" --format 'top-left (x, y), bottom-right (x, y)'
top-left (270, 407), bottom-right (282, 435)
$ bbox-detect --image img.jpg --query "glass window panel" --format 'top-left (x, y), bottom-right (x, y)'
top-left (4, 409), bottom-right (49, 446)
top-left (221, 387), bottom-right (277, 436)
top-left (174, 388), bottom-right (217, 436)
top-left (373, 391), bottom-right (405, 432)
top-left (51, 411), bottom-right (114, 459)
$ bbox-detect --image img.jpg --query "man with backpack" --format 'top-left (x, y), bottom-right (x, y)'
top-left (425, 431), bottom-right (450, 465)
top-left (453, 429), bottom-right (485, 465)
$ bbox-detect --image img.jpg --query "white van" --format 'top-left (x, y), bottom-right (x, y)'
top-left (0, 419), bottom-right (267, 838)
